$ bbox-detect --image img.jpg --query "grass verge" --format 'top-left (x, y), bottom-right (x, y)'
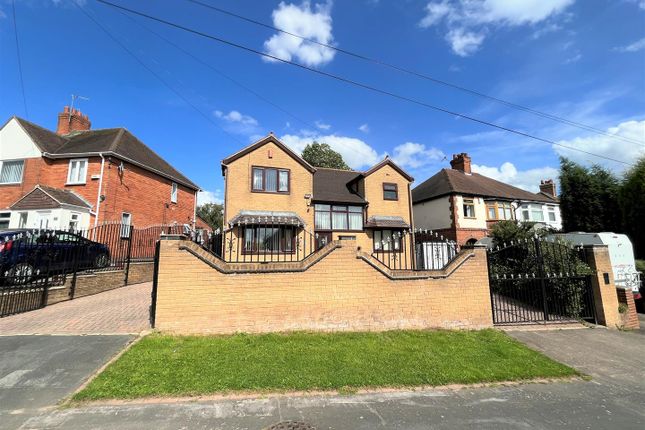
top-left (73, 329), bottom-right (576, 401)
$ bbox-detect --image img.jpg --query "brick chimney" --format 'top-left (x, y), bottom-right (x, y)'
top-left (450, 153), bottom-right (472, 174)
top-left (540, 179), bottom-right (557, 197)
top-left (56, 106), bottom-right (91, 135)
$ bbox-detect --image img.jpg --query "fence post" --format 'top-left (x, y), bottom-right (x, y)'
top-left (124, 225), bottom-right (134, 286)
top-left (150, 240), bottom-right (161, 328)
top-left (534, 237), bottom-right (550, 322)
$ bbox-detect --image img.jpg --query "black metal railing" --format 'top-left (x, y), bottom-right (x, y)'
top-left (201, 220), bottom-right (317, 263)
top-left (370, 229), bottom-right (461, 271)
top-left (0, 222), bottom-right (186, 317)
top-left (487, 237), bottom-right (596, 325)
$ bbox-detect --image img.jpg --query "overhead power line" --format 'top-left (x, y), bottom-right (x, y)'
top-left (113, 8), bottom-right (318, 132)
top-left (186, 0), bottom-right (645, 148)
top-left (91, 0), bottom-right (634, 166)
top-left (11, 0), bottom-right (29, 119)
top-left (73, 1), bottom-right (244, 146)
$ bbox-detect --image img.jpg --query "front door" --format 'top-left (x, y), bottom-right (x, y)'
top-left (315, 232), bottom-right (332, 250)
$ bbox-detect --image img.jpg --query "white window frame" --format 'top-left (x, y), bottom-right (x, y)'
top-left (121, 212), bottom-right (132, 238)
top-left (66, 158), bottom-right (88, 185)
top-left (18, 212), bottom-right (28, 228)
top-left (0, 159), bottom-right (25, 185)
top-left (171, 182), bottom-right (178, 203)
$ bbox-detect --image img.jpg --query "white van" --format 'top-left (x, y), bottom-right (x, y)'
top-left (553, 232), bottom-right (642, 298)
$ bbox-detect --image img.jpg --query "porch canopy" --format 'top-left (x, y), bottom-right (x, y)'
top-left (228, 210), bottom-right (306, 227)
top-left (364, 215), bottom-right (410, 229)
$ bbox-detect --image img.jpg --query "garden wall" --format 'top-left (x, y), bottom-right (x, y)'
top-left (153, 238), bottom-right (493, 334)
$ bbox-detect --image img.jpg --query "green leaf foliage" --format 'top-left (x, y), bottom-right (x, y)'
top-left (302, 141), bottom-right (351, 170)
top-left (619, 158), bottom-right (645, 258)
top-left (196, 203), bottom-right (223, 230)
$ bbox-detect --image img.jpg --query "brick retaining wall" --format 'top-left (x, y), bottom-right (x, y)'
top-left (154, 238), bottom-right (493, 334)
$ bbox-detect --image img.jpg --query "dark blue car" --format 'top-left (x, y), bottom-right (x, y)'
top-left (0, 229), bottom-right (111, 284)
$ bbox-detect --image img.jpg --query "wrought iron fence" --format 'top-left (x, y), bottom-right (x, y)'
top-left (0, 222), bottom-right (184, 317)
top-left (370, 229), bottom-right (461, 271)
top-left (201, 220), bottom-right (318, 263)
top-left (487, 237), bottom-right (596, 325)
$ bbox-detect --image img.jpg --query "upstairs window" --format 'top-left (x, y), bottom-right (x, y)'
top-left (463, 198), bottom-right (475, 218)
top-left (315, 204), bottom-right (363, 231)
top-left (67, 159), bottom-right (88, 184)
top-left (171, 182), bottom-right (178, 203)
top-left (0, 160), bottom-right (24, 184)
top-left (383, 183), bottom-right (398, 200)
top-left (252, 167), bottom-right (289, 193)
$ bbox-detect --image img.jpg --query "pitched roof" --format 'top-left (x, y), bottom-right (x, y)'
top-left (363, 157), bottom-right (414, 182)
top-left (313, 168), bottom-right (366, 204)
top-left (8, 117), bottom-right (199, 190)
top-left (412, 168), bottom-right (557, 204)
top-left (10, 185), bottom-right (92, 210)
top-left (221, 134), bottom-right (316, 173)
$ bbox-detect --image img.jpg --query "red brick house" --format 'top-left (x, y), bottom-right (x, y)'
top-left (0, 107), bottom-right (200, 231)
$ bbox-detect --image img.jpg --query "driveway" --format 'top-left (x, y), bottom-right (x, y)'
top-left (0, 335), bottom-right (133, 430)
top-left (0, 283), bottom-right (151, 335)
top-left (13, 326), bottom-right (645, 430)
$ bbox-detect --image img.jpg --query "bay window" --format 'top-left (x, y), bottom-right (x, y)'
top-left (243, 226), bottom-right (294, 253)
top-left (251, 167), bottom-right (289, 193)
top-left (0, 160), bottom-right (24, 184)
top-left (314, 204), bottom-right (363, 231)
top-left (486, 201), bottom-right (514, 220)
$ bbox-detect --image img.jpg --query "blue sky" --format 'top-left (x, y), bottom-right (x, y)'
top-left (1, 0), bottom-right (644, 204)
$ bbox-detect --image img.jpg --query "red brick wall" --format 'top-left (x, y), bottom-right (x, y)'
top-left (1, 156), bottom-right (196, 228)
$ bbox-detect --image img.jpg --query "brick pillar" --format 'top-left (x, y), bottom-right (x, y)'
top-left (584, 245), bottom-right (620, 328)
top-left (616, 287), bottom-right (640, 330)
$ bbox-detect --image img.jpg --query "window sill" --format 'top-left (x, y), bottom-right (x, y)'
top-left (0, 182), bottom-right (22, 186)
top-left (251, 190), bottom-right (290, 195)
top-left (66, 182), bottom-right (87, 186)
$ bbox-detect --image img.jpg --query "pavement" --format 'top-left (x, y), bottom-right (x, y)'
top-left (4, 320), bottom-right (642, 430)
top-left (0, 335), bottom-right (133, 430)
top-left (0, 282), bottom-right (152, 335)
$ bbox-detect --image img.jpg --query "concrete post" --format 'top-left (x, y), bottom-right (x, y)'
top-left (584, 245), bottom-right (620, 328)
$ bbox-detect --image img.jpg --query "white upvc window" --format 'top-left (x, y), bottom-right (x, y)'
top-left (171, 182), bottom-right (178, 203)
top-left (67, 159), bottom-right (88, 184)
top-left (0, 159), bottom-right (25, 184)
top-left (121, 212), bottom-right (132, 238)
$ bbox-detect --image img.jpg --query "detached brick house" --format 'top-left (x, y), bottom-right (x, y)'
top-left (220, 133), bottom-right (414, 260)
top-left (412, 153), bottom-right (561, 245)
top-left (0, 107), bottom-right (200, 231)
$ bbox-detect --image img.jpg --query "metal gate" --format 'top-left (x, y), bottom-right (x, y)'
top-left (487, 237), bottom-right (597, 325)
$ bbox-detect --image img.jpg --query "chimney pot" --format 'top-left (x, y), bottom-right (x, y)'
top-left (450, 152), bottom-right (472, 174)
top-left (539, 179), bottom-right (557, 197)
top-left (56, 106), bottom-right (92, 135)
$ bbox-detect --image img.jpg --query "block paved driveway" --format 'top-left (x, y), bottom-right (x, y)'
top-left (0, 282), bottom-right (152, 335)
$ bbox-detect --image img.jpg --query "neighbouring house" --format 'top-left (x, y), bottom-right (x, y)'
top-left (220, 133), bottom-right (414, 262)
top-left (412, 153), bottom-right (561, 245)
top-left (0, 107), bottom-right (201, 231)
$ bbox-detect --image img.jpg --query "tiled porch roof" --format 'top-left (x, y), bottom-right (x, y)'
top-left (364, 215), bottom-right (410, 229)
top-left (228, 210), bottom-right (306, 227)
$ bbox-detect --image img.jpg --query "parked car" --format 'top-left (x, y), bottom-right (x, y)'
top-left (0, 229), bottom-right (111, 284)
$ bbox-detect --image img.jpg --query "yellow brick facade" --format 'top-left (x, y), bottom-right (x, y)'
top-left (154, 239), bottom-right (493, 334)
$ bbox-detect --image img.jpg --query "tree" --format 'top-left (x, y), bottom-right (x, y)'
top-left (301, 141), bottom-right (350, 170)
top-left (559, 158), bottom-right (622, 232)
top-left (196, 203), bottom-right (223, 231)
top-left (620, 157), bottom-right (645, 259)
top-left (489, 220), bottom-right (544, 246)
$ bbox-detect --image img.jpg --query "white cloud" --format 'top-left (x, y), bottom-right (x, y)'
top-left (445, 28), bottom-right (485, 57)
top-left (391, 142), bottom-right (445, 169)
top-left (315, 120), bottom-right (331, 130)
top-left (358, 123), bottom-right (370, 133)
top-left (280, 133), bottom-right (382, 169)
top-left (563, 52), bottom-right (581, 64)
top-left (419, 0), bottom-right (575, 56)
top-left (197, 189), bottom-right (223, 205)
top-left (553, 119), bottom-right (645, 171)
top-left (263, 1), bottom-right (336, 67)
top-left (214, 110), bottom-right (258, 126)
top-left (472, 162), bottom-right (559, 192)
top-left (614, 37), bottom-right (645, 53)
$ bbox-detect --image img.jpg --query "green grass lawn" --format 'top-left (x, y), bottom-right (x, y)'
top-left (74, 329), bottom-right (576, 401)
